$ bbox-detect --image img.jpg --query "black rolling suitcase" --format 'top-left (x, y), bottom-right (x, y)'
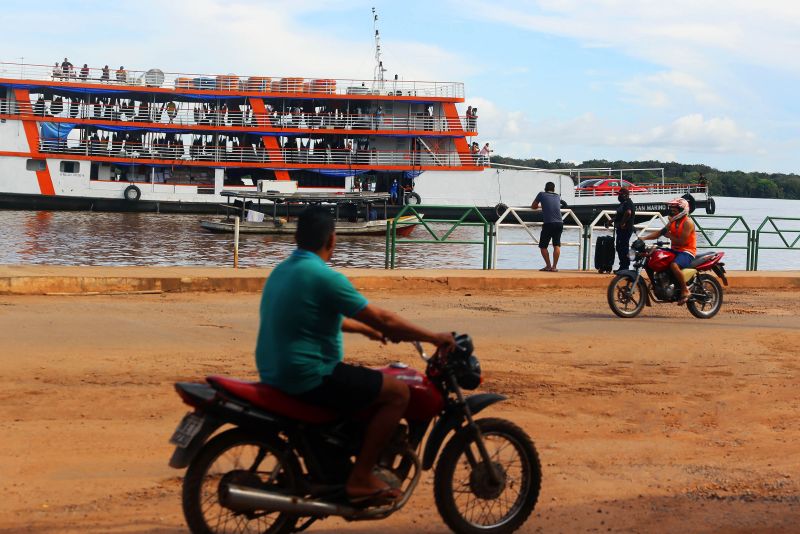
top-left (595, 235), bottom-right (615, 273)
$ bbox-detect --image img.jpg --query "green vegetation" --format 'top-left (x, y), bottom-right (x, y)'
top-left (491, 156), bottom-right (800, 200)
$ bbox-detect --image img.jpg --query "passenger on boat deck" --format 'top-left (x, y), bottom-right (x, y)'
top-left (52, 63), bottom-right (62, 80)
top-left (478, 143), bottom-right (492, 165)
top-left (33, 96), bottom-right (46, 117)
top-left (101, 65), bottom-right (110, 82)
top-left (471, 107), bottom-right (478, 130)
top-left (61, 58), bottom-right (73, 78)
top-left (80, 64), bottom-right (89, 81)
top-left (465, 106), bottom-right (473, 130)
top-left (470, 142), bottom-right (479, 163)
top-left (374, 106), bottom-right (384, 129)
top-left (115, 66), bottom-right (127, 83)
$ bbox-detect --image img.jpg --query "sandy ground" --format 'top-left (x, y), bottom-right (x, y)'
top-left (0, 287), bottom-right (798, 533)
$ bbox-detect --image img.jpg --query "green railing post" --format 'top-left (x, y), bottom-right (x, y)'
top-left (384, 219), bottom-right (391, 269)
top-left (753, 216), bottom-right (800, 271)
top-left (384, 205), bottom-right (492, 270)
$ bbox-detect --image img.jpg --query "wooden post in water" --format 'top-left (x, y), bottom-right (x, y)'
top-left (233, 216), bottom-right (240, 268)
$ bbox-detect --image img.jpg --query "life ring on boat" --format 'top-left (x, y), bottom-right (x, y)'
top-left (705, 197), bottom-right (716, 214)
top-left (405, 192), bottom-right (421, 205)
top-left (494, 203), bottom-right (508, 217)
top-left (123, 184), bottom-right (141, 201)
top-left (681, 193), bottom-right (696, 214)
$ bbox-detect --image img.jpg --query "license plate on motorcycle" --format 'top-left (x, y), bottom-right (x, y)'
top-left (169, 413), bottom-right (204, 448)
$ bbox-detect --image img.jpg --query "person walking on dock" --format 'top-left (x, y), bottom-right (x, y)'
top-left (532, 182), bottom-right (563, 272)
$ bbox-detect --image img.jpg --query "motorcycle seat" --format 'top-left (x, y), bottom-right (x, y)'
top-left (207, 376), bottom-right (339, 424)
top-left (688, 251), bottom-right (716, 268)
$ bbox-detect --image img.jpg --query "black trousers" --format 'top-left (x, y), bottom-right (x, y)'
top-left (616, 228), bottom-right (633, 270)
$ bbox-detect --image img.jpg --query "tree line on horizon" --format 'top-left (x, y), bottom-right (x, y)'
top-left (491, 156), bottom-right (800, 200)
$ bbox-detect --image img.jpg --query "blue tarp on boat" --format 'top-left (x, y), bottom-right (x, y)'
top-left (39, 122), bottom-right (75, 138)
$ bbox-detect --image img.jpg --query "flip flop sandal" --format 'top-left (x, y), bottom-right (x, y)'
top-left (539, 267), bottom-right (551, 271)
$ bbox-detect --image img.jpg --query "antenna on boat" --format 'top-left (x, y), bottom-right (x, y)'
top-left (372, 7), bottom-right (387, 89)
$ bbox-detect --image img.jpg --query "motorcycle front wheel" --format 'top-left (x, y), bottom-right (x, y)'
top-left (687, 274), bottom-right (723, 319)
top-left (182, 429), bottom-right (300, 534)
top-left (607, 274), bottom-right (647, 318)
top-left (434, 418), bottom-right (541, 534)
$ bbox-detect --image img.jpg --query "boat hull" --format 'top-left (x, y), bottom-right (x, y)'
top-left (0, 191), bottom-right (227, 214)
top-left (200, 215), bottom-right (420, 236)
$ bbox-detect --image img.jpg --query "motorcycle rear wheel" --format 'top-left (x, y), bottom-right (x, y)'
top-left (687, 274), bottom-right (723, 319)
top-left (434, 418), bottom-right (541, 534)
top-left (182, 429), bottom-right (300, 534)
top-left (607, 274), bottom-right (647, 318)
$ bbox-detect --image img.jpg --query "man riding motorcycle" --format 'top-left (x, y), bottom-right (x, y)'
top-left (255, 205), bottom-right (456, 505)
top-left (641, 197), bottom-right (697, 304)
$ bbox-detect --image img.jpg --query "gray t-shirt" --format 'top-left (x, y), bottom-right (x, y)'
top-left (534, 191), bottom-right (562, 223)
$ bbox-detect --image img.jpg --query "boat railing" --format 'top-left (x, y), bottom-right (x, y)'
top-left (0, 98), bottom-right (474, 134)
top-left (36, 139), bottom-right (480, 168)
top-left (0, 62), bottom-right (464, 99)
top-left (574, 183), bottom-right (708, 197)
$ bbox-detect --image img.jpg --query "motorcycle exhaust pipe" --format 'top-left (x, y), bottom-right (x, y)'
top-left (222, 484), bottom-right (358, 517)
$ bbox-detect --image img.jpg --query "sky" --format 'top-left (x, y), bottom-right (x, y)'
top-left (2, 0), bottom-right (799, 173)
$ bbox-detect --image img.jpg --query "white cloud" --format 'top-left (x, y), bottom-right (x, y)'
top-left (468, 94), bottom-right (758, 160)
top-left (621, 70), bottom-right (723, 108)
top-left (459, 0), bottom-right (800, 114)
top-left (4, 0), bottom-right (471, 82)
top-left (612, 114), bottom-right (757, 153)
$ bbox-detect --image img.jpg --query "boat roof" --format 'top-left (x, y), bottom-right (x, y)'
top-left (221, 190), bottom-right (390, 203)
top-left (0, 62), bottom-right (464, 102)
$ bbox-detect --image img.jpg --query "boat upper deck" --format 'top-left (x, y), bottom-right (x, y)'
top-left (0, 62), bottom-right (464, 102)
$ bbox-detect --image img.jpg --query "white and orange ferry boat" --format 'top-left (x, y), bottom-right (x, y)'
top-left (0, 60), bottom-right (712, 222)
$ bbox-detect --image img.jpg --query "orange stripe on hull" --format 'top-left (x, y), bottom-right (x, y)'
top-left (442, 103), bottom-right (472, 166)
top-left (248, 97), bottom-right (289, 180)
top-left (13, 89), bottom-right (55, 195)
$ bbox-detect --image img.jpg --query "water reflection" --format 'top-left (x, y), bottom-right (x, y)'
top-left (0, 205), bottom-right (794, 270)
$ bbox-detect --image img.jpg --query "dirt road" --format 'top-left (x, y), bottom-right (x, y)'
top-left (0, 288), bottom-right (798, 532)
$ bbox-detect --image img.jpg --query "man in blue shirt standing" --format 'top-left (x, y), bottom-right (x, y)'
top-left (531, 181), bottom-right (563, 271)
top-left (255, 206), bottom-right (455, 503)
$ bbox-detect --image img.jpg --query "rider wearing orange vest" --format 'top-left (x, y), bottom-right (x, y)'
top-left (643, 197), bottom-right (696, 304)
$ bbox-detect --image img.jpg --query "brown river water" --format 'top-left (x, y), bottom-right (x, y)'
top-left (0, 197), bottom-right (797, 270)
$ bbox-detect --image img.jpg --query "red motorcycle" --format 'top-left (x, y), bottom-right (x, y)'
top-left (608, 239), bottom-right (728, 319)
top-left (168, 335), bottom-right (541, 534)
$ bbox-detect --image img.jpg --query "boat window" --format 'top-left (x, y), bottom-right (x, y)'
top-left (60, 161), bottom-right (80, 173)
top-left (577, 179), bottom-right (600, 188)
top-left (26, 159), bottom-right (46, 171)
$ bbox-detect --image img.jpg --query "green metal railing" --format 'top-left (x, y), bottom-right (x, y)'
top-left (690, 215), bottom-right (754, 270)
top-left (753, 217), bottom-right (800, 271)
top-left (385, 205), bottom-right (493, 269)
top-left (383, 211), bottom-right (795, 271)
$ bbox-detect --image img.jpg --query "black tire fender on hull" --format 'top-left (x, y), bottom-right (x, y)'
top-left (123, 184), bottom-right (141, 201)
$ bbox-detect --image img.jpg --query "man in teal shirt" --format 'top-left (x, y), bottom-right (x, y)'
top-left (256, 206), bottom-right (455, 503)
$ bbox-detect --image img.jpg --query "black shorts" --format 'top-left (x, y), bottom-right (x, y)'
top-left (539, 222), bottom-right (563, 248)
top-left (297, 362), bottom-right (383, 413)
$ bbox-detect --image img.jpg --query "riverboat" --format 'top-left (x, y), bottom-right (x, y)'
top-left (200, 190), bottom-right (420, 236)
top-left (0, 60), bottom-right (712, 223)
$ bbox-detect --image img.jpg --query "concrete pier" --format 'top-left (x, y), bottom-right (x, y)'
top-left (1, 265), bottom-right (798, 295)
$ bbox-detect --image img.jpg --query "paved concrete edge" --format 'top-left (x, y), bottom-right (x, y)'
top-left (0, 267), bottom-right (798, 295)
